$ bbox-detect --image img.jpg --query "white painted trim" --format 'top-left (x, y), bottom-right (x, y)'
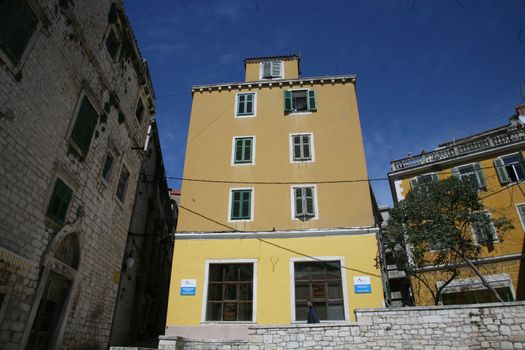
top-left (258, 60), bottom-right (284, 80)
top-left (227, 187), bottom-right (255, 223)
top-left (234, 92), bottom-right (257, 118)
top-left (114, 160), bottom-right (131, 205)
top-left (394, 180), bottom-right (404, 202)
top-left (289, 256), bottom-right (350, 323)
top-left (231, 136), bottom-right (256, 167)
top-left (470, 211), bottom-right (499, 245)
top-left (201, 259), bottom-right (258, 323)
top-left (174, 227), bottom-right (379, 240)
top-left (437, 273), bottom-right (516, 301)
top-left (515, 202), bottom-right (525, 232)
top-left (289, 132), bottom-right (315, 164)
top-left (290, 184), bottom-right (319, 221)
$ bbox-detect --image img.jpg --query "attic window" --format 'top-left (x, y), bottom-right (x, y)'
top-left (260, 61), bottom-right (282, 79)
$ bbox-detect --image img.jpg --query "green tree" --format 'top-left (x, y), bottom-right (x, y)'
top-left (386, 176), bottom-right (513, 305)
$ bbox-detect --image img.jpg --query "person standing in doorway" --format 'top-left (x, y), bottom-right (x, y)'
top-left (307, 300), bottom-right (320, 323)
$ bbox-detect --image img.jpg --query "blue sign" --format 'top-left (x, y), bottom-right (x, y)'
top-left (353, 276), bottom-right (372, 294)
top-left (354, 284), bottom-right (372, 293)
top-left (180, 287), bottom-right (196, 296)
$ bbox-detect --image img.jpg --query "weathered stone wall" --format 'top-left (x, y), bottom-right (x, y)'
top-left (0, 0), bottom-right (153, 349)
top-left (158, 302), bottom-right (525, 349)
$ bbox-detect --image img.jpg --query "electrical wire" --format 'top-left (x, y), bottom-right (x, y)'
top-left (176, 204), bottom-right (382, 277)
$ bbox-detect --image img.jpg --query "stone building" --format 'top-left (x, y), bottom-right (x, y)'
top-left (0, 0), bottom-right (156, 348)
top-left (109, 121), bottom-right (175, 347)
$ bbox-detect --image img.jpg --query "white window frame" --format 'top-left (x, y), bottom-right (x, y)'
top-left (470, 211), bottom-right (498, 245)
top-left (234, 92), bottom-right (257, 118)
top-left (289, 256), bottom-right (350, 323)
top-left (290, 184), bottom-right (319, 221)
top-left (515, 203), bottom-right (525, 232)
top-left (114, 161), bottom-right (131, 205)
top-left (456, 163), bottom-right (484, 190)
top-left (499, 153), bottom-right (525, 183)
top-left (259, 61), bottom-right (284, 80)
top-left (231, 136), bottom-right (256, 166)
top-left (289, 132), bottom-right (315, 163)
top-left (201, 258), bottom-right (258, 323)
top-left (227, 187), bottom-right (255, 223)
top-left (0, 0), bottom-right (43, 74)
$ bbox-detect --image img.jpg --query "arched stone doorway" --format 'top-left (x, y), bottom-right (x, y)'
top-left (25, 232), bottom-right (82, 350)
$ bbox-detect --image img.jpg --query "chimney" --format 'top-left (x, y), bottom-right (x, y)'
top-left (517, 103), bottom-right (525, 116)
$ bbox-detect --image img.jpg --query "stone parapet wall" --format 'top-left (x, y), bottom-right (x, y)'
top-left (159, 302), bottom-right (525, 349)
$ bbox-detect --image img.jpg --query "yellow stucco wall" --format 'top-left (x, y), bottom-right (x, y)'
top-left (178, 81), bottom-right (374, 232)
top-left (166, 234), bottom-right (384, 326)
top-left (244, 58), bottom-right (300, 81)
top-left (393, 150), bottom-right (525, 304)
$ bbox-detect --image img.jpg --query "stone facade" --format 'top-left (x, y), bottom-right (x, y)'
top-left (110, 122), bottom-right (175, 347)
top-left (159, 302), bottom-right (525, 349)
top-left (0, 0), bottom-right (154, 349)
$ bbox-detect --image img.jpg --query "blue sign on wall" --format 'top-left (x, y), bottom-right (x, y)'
top-left (180, 287), bottom-right (196, 296)
top-left (180, 279), bottom-right (197, 296)
top-left (353, 276), bottom-right (372, 294)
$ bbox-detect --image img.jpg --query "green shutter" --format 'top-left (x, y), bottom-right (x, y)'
top-left (305, 187), bottom-right (314, 216)
top-left (474, 163), bottom-right (486, 189)
top-left (46, 179), bottom-right (73, 225)
top-left (231, 190), bottom-right (251, 220)
top-left (284, 91), bottom-right (292, 113)
top-left (307, 90), bottom-right (317, 111)
top-left (409, 178), bottom-right (418, 189)
top-left (494, 158), bottom-right (510, 185)
top-left (246, 94), bottom-right (253, 114)
top-left (235, 138), bottom-right (244, 163)
top-left (295, 188), bottom-right (304, 217)
top-left (237, 94), bottom-right (245, 115)
top-left (431, 174), bottom-right (439, 182)
top-left (234, 138), bottom-right (252, 164)
top-left (71, 97), bottom-right (98, 155)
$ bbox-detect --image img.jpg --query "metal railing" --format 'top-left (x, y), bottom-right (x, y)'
top-left (391, 128), bottom-right (525, 171)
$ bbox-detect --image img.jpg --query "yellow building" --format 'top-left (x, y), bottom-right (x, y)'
top-left (388, 104), bottom-right (525, 306)
top-left (165, 55), bottom-right (384, 339)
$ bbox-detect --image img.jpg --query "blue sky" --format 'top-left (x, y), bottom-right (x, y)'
top-left (124, 0), bottom-right (525, 207)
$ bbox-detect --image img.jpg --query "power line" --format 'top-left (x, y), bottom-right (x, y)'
top-left (176, 204), bottom-right (382, 278)
top-left (166, 176), bottom-right (388, 185)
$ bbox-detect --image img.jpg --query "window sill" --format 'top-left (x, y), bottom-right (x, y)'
top-left (232, 162), bottom-right (255, 167)
top-left (228, 218), bottom-right (253, 223)
top-left (200, 321), bottom-right (255, 325)
top-left (235, 114), bottom-right (256, 119)
top-left (287, 111), bottom-right (313, 116)
top-left (291, 159), bottom-right (315, 164)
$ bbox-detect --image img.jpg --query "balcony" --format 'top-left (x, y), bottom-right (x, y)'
top-left (391, 127), bottom-right (525, 172)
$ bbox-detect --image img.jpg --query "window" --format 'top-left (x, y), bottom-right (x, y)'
top-left (494, 153), bottom-right (525, 184)
top-left (516, 204), bottom-right (525, 231)
top-left (439, 274), bottom-right (515, 305)
top-left (260, 60), bottom-right (282, 79)
top-left (236, 93), bottom-right (255, 117)
top-left (284, 90), bottom-right (317, 113)
top-left (105, 27), bottom-right (121, 61)
top-left (291, 133), bottom-right (314, 162)
top-left (292, 186), bottom-right (317, 221)
top-left (70, 96), bottom-right (99, 156)
top-left (0, 0), bottom-right (38, 66)
top-left (294, 261), bottom-right (345, 321)
top-left (115, 165), bottom-right (130, 202)
top-left (452, 163), bottom-right (486, 191)
top-left (233, 137), bottom-right (254, 165)
top-left (409, 173), bottom-right (439, 188)
top-left (101, 153), bottom-right (114, 182)
top-left (230, 189), bottom-right (252, 221)
top-left (471, 212), bottom-right (497, 244)
top-left (46, 178), bottom-right (73, 226)
top-left (135, 98), bottom-right (145, 122)
top-left (205, 263), bottom-right (254, 321)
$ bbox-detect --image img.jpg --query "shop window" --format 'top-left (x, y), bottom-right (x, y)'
top-left (205, 263), bottom-right (254, 321)
top-left (294, 261), bottom-right (344, 321)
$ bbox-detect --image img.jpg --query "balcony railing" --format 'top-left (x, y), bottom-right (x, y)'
top-left (391, 128), bottom-right (525, 171)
